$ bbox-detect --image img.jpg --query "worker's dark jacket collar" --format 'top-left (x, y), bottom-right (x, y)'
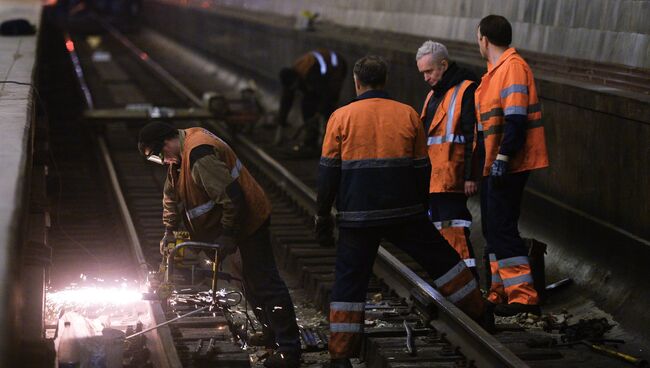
top-left (431, 62), bottom-right (478, 98)
top-left (352, 89), bottom-right (390, 102)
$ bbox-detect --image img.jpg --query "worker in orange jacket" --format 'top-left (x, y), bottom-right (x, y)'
top-left (276, 49), bottom-right (347, 156)
top-left (475, 15), bottom-right (549, 316)
top-left (416, 40), bottom-right (481, 280)
top-left (315, 56), bottom-right (488, 368)
top-left (138, 123), bottom-right (301, 368)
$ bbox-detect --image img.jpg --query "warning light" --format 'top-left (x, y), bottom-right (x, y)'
top-left (65, 39), bottom-right (75, 52)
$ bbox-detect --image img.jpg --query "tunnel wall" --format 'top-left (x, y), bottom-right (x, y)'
top-left (142, 0), bottom-right (650, 243)
top-left (156, 0), bottom-right (650, 69)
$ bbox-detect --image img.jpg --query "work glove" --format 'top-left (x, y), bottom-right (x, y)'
top-left (159, 229), bottom-right (176, 255)
top-left (489, 158), bottom-right (508, 188)
top-left (314, 214), bottom-right (335, 248)
top-left (215, 235), bottom-right (237, 259)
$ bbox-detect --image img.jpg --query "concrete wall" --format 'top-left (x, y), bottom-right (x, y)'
top-left (158, 0), bottom-right (650, 69)
top-left (0, 0), bottom-right (41, 365)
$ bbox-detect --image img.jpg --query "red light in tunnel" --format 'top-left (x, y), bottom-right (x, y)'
top-left (65, 39), bottom-right (75, 52)
top-left (201, 1), bottom-right (210, 8)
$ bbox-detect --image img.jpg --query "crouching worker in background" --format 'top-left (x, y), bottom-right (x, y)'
top-left (138, 122), bottom-right (301, 368)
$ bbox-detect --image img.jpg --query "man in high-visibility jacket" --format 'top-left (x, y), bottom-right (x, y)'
top-left (416, 40), bottom-right (481, 280)
top-left (138, 123), bottom-right (301, 368)
top-left (475, 15), bottom-right (549, 317)
top-left (276, 48), bottom-right (347, 156)
top-left (315, 56), bottom-right (487, 368)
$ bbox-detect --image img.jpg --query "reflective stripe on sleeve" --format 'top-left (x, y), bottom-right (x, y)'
top-left (186, 200), bottom-right (215, 219)
top-left (230, 159), bottom-right (243, 179)
top-left (500, 84), bottom-right (528, 99)
top-left (504, 105), bottom-right (527, 116)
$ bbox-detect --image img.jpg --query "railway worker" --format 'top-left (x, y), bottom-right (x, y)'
top-left (415, 40), bottom-right (481, 280)
top-left (315, 56), bottom-right (488, 368)
top-left (275, 48), bottom-right (347, 156)
top-left (475, 15), bottom-right (549, 316)
top-left (137, 122), bottom-right (301, 368)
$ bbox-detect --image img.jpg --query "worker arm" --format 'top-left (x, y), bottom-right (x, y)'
top-left (412, 110), bottom-right (432, 203)
top-left (190, 146), bottom-right (242, 237)
top-left (162, 165), bottom-right (180, 231)
top-left (459, 83), bottom-right (478, 180)
top-left (498, 63), bottom-right (530, 160)
top-left (316, 112), bottom-right (342, 216)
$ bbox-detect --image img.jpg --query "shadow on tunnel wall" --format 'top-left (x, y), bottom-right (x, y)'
top-left (140, 0), bottom-right (650, 341)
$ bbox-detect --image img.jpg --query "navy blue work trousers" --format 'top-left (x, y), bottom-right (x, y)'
top-left (330, 218), bottom-right (461, 303)
top-left (480, 171), bottom-right (530, 260)
top-left (239, 220), bottom-right (300, 354)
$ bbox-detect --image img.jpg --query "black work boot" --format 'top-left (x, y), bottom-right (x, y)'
top-left (264, 351), bottom-right (300, 368)
top-left (329, 358), bottom-right (353, 368)
top-left (494, 302), bottom-right (541, 317)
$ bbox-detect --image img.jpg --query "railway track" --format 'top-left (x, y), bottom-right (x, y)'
top-left (46, 17), bottom-right (647, 368)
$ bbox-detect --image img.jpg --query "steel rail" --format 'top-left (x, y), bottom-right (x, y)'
top-left (65, 30), bottom-right (183, 367)
top-left (104, 26), bottom-right (528, 368)
top-left (98, 137), bottom-right (183, 368)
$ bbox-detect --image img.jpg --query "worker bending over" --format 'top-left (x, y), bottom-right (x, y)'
top-left (276, 48), bottom-right (347, 156)
top-left (138, 123), bottom-right (302, 368)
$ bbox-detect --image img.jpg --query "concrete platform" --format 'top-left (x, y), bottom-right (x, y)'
top-left (0, 0), bottom-right (41, 362)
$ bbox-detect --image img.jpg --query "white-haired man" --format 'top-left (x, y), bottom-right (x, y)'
top-left (416, 40), bottom-right (481, 280)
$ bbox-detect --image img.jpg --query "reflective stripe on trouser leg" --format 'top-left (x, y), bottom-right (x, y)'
top-left (487, 253), bottom-right (506, 304)
top-left (438, 226), bottom-right (476, 268)
top-left (433, 261), bottom-right (485, 319)
top-left (329, 302), bottom-right (365, 359)
top-left (498, 256), bottom-right (538, 305)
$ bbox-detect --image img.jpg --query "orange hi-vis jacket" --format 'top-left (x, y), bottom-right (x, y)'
top-left (317, 90), bottom-right (430, 226)
top-left (475, 48), bottom-right (548, 176)
top-left (177, 128), bottom-right (271, 241)
top-left (420, 80), bottom-right (475, 193)
top-left (293, 48), bottom-right (341, 79)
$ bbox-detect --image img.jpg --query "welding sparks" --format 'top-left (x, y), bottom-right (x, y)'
top-left (46, 278), bottom-right (145, 325)
top-left (48, 286), bottom-right (142, 306)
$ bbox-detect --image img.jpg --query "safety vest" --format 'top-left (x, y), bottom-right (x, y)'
top-left (293, 48), bottom-right (340, 79)
top-left (178, 128), bottom-right (271, 241)
top-left (475, 48), bottom-right (548, 176)
top-left (420, 80), bottom-right (474, 193)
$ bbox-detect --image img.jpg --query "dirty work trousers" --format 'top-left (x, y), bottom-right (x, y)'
top-left (328, 217), bottom-right (484, 359)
